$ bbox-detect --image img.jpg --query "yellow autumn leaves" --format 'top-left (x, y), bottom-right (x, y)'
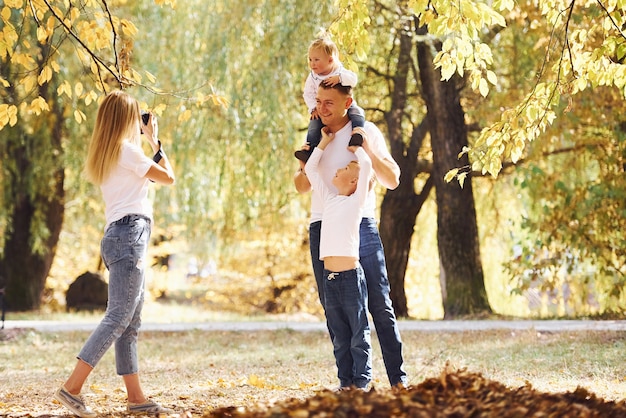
top-left (0, 104), bottom-right (18, 128)
top-left (0, 0), bottom-right (142, 129)
top-left (1, 0), bottom-right (226, 132)
top-left (0, 97), bottom-right (50, 129)
top-left (407, 0), bottom-right (626, 183)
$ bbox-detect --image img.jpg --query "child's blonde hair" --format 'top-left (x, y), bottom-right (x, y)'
top-left (85, 90), bottom-right (141, 185)
top-left (308, 35), bottom-right (339, 60)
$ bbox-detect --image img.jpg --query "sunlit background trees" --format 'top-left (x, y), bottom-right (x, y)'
top-left (1, 0), bottom-right (624, 319)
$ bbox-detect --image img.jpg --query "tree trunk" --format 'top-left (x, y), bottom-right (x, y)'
top-left (380, 177), bottom-right (433, 318)
top-left (1, 174), bottom-right (64, 311)
top-left (379, 21), bottom-right (433, 318)
top-left (416, 34), bottom-right (492, 318)
top-left (0, 62), bottom-right (65, 311)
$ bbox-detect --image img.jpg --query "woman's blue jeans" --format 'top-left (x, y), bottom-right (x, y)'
top-left (323, 266), bottom-right (372, 389)
top-left (310, 218), bottom-right (408, 386)
top-left (77, 214), bottom-right (151, 376)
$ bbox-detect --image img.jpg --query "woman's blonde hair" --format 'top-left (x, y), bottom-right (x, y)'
top-left (85, 90), bottom-right (141, 185)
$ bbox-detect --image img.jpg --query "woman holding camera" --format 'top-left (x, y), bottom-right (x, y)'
top-left (53, 90), bottom-right (175, 417)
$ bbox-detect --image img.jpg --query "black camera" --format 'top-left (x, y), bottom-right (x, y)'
top-left (141, 111), bottom-right (150, 125)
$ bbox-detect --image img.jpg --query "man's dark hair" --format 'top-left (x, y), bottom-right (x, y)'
top-left (319, 82), bottom-right (352, 97)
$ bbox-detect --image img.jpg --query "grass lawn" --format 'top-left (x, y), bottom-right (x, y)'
top-left (1, 310), bottom-right (625, 417)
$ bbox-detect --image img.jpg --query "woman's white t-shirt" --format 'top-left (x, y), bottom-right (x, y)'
top-left (100, 141), bottom-right (153, 228)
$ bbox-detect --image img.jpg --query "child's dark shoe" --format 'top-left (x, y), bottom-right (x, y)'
top-left (349, 133), bottom-right (363, 147)
top-left (294, 149), bottom-right (312, 162)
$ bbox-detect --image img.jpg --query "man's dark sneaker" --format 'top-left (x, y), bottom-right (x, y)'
top-left (335, 385), bottom-right (368, 392)
top-left (349, 133), bottom-right (363, 147)
top-left (294, 149), bottom-right (312, 162)
top-left (53, 386), bottom-right (97, 418)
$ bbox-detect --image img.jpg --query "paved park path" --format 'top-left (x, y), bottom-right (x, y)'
top-left (4, 319), bottom-right (626, 333)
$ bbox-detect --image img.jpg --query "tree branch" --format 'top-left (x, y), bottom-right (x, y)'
top-left (596, 0), bottom-right (626, 41)
top-left (562, 0), bottom-right (576, 80)
top-left (35, 0), bottom-right (124, 87)
top-left (99, 0), bottom-right (120, 74)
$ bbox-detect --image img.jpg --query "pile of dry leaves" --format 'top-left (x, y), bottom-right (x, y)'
top-left (202, 367), bottom-right (626, 418)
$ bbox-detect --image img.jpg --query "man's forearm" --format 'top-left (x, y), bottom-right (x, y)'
top-left (371, 155), bottom-right (400, 190)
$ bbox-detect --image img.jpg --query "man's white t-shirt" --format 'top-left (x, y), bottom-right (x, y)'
top-left (100, 141), bottom-right (153, 228)
top-left (309, 120), bottom-right (393, 224)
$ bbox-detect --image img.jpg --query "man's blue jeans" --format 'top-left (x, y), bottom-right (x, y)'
top-left (78, 214), bottom-right (151, 375)
top-left (310, 218), bottom-right (408, 386)
top-left (323, 267), bottom-right (372, 389)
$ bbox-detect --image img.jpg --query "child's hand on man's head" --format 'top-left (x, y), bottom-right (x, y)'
top-left (323, 75), bottom-right (340, 87)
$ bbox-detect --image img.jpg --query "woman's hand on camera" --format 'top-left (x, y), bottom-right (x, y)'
top-left (142, 113), bottom-right (160, 152)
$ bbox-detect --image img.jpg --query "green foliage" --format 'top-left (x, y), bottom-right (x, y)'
top-left (360, 0), bottom-right (626, 316)
top-left (1, 0), bottom-right (135, 129)
top-left (0, 12), bottom-right (65, 256)
top-left (413, 0), bottom-right (506, 97)
top-left (115, 0), bottom-right (335, 261)
top-left (435, 1), bottom-right (626, 316)
top-left (329, 0), bottom-right (372, 63)
top-left (213, 225), bottom-right (322, 316)
top-left (504, 112), bottom-right (626, 315)
top-left (3, 0), bottom-right (624, 317)
top-left (0, 0), bottom-right (161, 265)
top-left (462, 0), bottom-right (626, 179)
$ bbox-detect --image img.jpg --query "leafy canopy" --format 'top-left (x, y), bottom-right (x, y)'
top-left (0, 0), bottom-right (227, 132)
top-left (330, 0), bottom-right (626, 183)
